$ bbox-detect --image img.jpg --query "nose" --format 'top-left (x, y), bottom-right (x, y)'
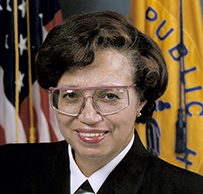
top-left (78, 96), bottom-right (103, 125)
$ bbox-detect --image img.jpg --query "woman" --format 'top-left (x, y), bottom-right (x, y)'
top-left (1, 11), bottom-right (203, 194)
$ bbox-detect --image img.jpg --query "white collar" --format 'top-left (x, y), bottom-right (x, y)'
top-left (69, 134), bottom-right (134, 194)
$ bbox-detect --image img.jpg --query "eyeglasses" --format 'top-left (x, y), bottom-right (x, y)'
top-left (49, 84), bottom-right (136, 116)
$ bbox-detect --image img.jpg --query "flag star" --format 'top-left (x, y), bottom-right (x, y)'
top-left (39, 13), bottom-right (48, 41)
top-left (39, 13), bottom-right (43, 19)
top-left (0, 1), bottom-right (3, 11)
top-left (18, 0), bottom-right (26, 18)
top-left (18, 34), bottom-right (27, 56)
top-left (6, 0), bottom-right (12, 12)
top-left (5, 34), bottom-right (9, 49)
top-left (15, 71), bottom-right (25, 92)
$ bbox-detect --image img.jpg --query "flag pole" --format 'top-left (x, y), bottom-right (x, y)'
top-left (14, 0), bottom-right (19, 143)
top-left (26, 0), bottom-right (36, 143)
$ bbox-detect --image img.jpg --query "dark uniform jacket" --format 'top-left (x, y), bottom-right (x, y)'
top-left (0, 131), bottom-right (203, 194)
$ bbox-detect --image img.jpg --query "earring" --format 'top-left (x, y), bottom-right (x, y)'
top-left (137, 112), bottom-right (142, 117)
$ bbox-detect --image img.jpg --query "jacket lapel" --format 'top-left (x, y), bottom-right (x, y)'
top-left (97, 132), bottom-right (149, 194)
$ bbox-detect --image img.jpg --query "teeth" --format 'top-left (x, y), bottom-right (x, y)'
top-left (79, 132), bottom-right (105, 138)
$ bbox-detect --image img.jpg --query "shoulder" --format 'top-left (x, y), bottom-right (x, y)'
top-left (0, 140), bottom-right (68, 168)
top-left (124, 133), bottom-right (203, 193)
top-left (0, 140), bottom-right (68, 153)
top-left (146, 152), bottom-right (203, 193)
top-left (0, 141), bottom-right (70, 193)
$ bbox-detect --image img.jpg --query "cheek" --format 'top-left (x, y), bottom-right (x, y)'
top-left (118, 102), bottom-right (140, 130)
top-left (55, 113), bottom-right (73, 136)
top-left (108, 107), bottom-right (137, 133)
top-left (56, 112), bottom-right (72, 124)
top-left (56, 113), bottom-right (64, 127)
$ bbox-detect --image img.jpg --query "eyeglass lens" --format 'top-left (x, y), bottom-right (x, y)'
top-left (51, 88), bottom-right (129, 116)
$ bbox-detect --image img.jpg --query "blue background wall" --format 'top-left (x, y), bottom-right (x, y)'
top-left (59, 0), bottom-right (203, 19)
top-left (59, 0), bottom-right (131, 18)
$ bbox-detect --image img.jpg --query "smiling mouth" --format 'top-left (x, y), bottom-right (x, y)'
top-left (77, 131), bottom-right (108, 138)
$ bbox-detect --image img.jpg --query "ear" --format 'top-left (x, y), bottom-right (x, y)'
top-left (137, 100), bottom-right (147, 115)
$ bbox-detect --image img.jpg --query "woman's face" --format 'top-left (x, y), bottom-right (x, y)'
top-left (56, 49), bottom-right (146, 166)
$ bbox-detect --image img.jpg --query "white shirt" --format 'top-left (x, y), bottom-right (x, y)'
top-left (69, 134), bottom-right (134, 194)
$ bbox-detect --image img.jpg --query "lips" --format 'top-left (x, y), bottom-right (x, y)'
top-left (76, 130), bottom-right (109, 143)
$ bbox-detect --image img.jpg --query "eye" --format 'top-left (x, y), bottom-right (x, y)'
top-left (61, 90), bottom-right (81, 101)
top-left (64, 91), bottom-right (77, 98)
top-left (96, 89), bottom-right (122, 101)
top-left (99, 92), bottom-right (120, 101)
top-left (105, 93), bottom-right (119, 100)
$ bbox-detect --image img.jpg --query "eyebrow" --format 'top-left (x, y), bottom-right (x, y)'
top-left (49, 84), bottom-right (137, 91)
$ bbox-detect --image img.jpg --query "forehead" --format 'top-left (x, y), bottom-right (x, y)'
top-left (57, 49), bottom-right (133, 87)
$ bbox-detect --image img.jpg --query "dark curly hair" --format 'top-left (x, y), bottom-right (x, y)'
top-left (35, 11), bottom-right (168, 124)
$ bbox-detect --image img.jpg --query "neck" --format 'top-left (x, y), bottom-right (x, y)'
top-left (74, 153), bottom-right (111, 177)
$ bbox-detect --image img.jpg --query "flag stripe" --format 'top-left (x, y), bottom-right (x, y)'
top-left (45, 9), bottom-right (62, 32)
top-left (0, 67), bottom-right (27, 143)
top-left (0, 124), bottom-right (6, 146)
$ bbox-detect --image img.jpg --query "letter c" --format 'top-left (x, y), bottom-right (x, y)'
top-left (186, 101), bottom-right (203, 117)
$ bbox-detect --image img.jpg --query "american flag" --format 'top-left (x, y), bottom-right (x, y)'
top-left (0, 0), bottom-right (64, 144)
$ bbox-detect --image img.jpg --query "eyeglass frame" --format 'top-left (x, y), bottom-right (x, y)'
top-left (49, 83), bottom-right (137, 116)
